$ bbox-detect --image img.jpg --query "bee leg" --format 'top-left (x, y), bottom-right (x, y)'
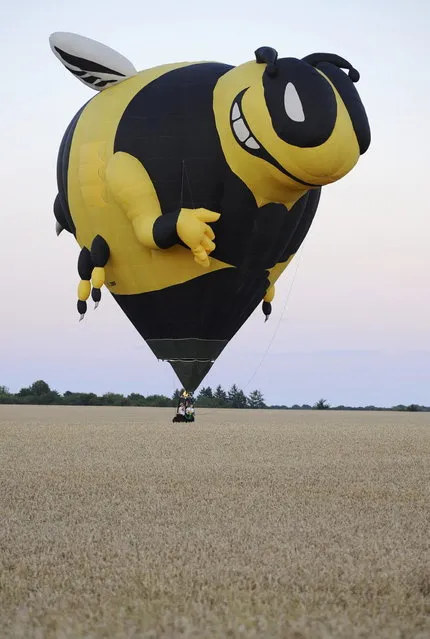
top-left (262, 284), bottom-right (275, 322)
top-left (90, 235), bottom-right (110, 309)
top-left (77, 247), bottom-right (93, 320)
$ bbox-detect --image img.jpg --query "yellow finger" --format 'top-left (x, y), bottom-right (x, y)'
top-left (195, 255), bottom-right (210, 268)
top-left (195, 209), bottom-right (221, 223)
top-left (193, 245), bottom-right (210, 267)
top-left (201, 236), bottom-right (216, 253)
top-left (193, 245), bottom-right (207, 261)
top-left (205, 225), bottom-right (215, 241)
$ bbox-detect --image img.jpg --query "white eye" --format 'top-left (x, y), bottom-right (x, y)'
top-left (284, 82), bottom-right (305, 122)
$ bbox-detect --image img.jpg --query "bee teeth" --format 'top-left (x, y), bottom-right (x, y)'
top-left (245, 136), bottom-right (260, 150)
top-left (232, 118), bottom-right (250, 142)
top-left (231, 99), bottom-right (260, 150)
top-left (231, 103), bottom-right (241, 120)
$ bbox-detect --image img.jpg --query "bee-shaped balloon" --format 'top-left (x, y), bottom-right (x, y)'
top-left (51, 32), bottom-right (370, 391)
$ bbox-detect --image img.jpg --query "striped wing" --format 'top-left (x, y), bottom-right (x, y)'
top-left (49, 31), bottom-right (137, 91)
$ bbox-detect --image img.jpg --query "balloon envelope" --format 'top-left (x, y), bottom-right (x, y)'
top-left (51, 33), bottom-right (370, 391)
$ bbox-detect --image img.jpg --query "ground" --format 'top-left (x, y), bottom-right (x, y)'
top-left (0, 405), bottom-right (429, 638)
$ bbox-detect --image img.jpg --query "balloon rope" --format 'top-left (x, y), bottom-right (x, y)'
top-left (194, 249), bottom-right (302, 417)
top-left (242, 246), bottom-right (304, 391)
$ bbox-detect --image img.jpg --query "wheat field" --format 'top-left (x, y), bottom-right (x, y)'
top-left (0, 405), bottom-right (429, 638)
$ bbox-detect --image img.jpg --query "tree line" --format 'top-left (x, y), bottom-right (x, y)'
top-left (0, 381), bottom-right (427, 412)
top-left (0, 380), bottom-right (265, 409)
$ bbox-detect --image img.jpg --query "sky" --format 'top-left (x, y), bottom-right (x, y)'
top-left (0, 0), bottom-right (429, 407)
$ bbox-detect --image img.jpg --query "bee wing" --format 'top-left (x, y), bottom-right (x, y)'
top-left (49, 31), bottom-right (137, 91)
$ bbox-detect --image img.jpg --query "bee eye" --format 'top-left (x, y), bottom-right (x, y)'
top-left (284, 82), bottom-right (305, 122)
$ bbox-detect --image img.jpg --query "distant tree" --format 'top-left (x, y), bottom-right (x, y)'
top-left (247, 389), bottom-right (266, 409)
top-left (63, 391), bottom-right (80, 405)
top-left (214, 385), bottom-right (228, 406)
top-left (63, 392), bottom-right (100, 406)
top-left (42, 390), bottom-right (61, 404)
top-left (198, 386), bottom-right (213, 400)
top-left (127, 393), bottom-right (146, 406)
top-left (227, 383), bottom-right (239, 406)
top-left (236, 390), bottom-right (248, 408)
top-left (30, 380), bottom-right (52, 396)
top-left (228, 384), bottom-right (247, 408)
top-left (102, 392), bottom-right (129, 406)
top-left (144, 394), bottom-right (172, 407)
top-left (406, 404), bottom-right (419, 412)
top-left (86, 393), bottom-right (102, 406)
top-left (314, 398), bottom-right (330, 410)
top-left (15, 380), bottom-right (60, 405)
top-left (195, 386), bottom-right (217, 407)
top-left (17, 386), bottom-right (32, 397)
top-left (0, 385), bottom-right (11, 404)
top-left (172, 389), bottom-right (182, 404)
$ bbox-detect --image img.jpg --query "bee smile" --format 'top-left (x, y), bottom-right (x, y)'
top-left (230, 101), bottom-right (261, 150)
top-left (229, 90), bottom-right (318, 188)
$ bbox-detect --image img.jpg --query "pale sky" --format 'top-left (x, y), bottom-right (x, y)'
top-left (1, 0), bottom-right (429, 406)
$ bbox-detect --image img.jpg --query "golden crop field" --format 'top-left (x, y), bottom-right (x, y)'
top-left (0, 405), bottom-right (429, 638)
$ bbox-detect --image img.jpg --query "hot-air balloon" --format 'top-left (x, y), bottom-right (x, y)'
top-left (50, 32), bottom-right (371, 410)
